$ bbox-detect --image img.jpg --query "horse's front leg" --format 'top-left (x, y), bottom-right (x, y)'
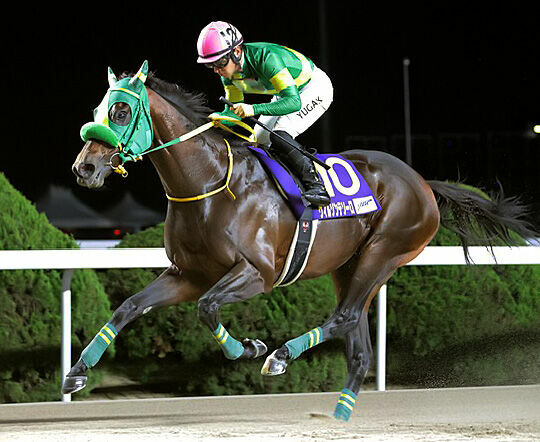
top-left (62, 266), bottom-right (201, 394)
top-left (197, 259), bottom-right (268, 360)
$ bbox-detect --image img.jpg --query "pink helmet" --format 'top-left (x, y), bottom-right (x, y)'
top-left (197, 21), bottom-right (244, 63)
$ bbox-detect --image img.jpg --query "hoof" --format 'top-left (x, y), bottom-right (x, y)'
top-left (61, 359), bottom-right (88, 394)
top-left (333, 410), bottom-right (352, 422)
top-left (62, 375), bottom-right (87, 394)
top-left (241, 338), bottom-right (268, 359)
top-left (261, 348), bottom-right (288, 376)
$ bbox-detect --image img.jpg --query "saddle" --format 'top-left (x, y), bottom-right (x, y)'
top-left (249, 147), bottom-right (381, 287)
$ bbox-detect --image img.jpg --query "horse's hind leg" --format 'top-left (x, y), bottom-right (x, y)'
top-left (334, 309), bottom-right (373, 420)
top-left (62, 266), bottom-right (201, 394)
top-left (261, 238), bottom-right (404, 420)
top-left (344, 309), bottom-right (373, 388)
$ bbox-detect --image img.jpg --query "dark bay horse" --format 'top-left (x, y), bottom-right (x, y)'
top-left (66, 63), bottom-right (537, 420)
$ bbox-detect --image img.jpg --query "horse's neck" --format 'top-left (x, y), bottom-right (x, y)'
top-left (150, 138), bottom-right (226, 199)
top-left (148, 92), bottom-right (227, 199)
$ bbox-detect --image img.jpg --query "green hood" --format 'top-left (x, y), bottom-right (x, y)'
top-left (80, 61), bottom-right (153, 162)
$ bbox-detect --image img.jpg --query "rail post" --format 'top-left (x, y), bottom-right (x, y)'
top-left (61, 269), bottom-right (73, 403)
top-left (376, 284), bottom-right (387, 391)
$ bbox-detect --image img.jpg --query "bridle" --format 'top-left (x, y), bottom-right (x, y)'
top-left (80, 61), bottom-right (257, 202)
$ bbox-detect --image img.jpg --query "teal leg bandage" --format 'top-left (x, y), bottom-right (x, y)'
top-left (81, 323), bottom-right (117, 368)
top-left (334, 388), bottom-right (357, 421)
top-left (213, 323), bottom-right (244, 360)
top-left (285, 327), bottom-right (323, 360)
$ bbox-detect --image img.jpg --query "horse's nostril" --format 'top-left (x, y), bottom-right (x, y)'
top-left (72, 163), bottom-right (95, 179)
top-left (82, 163), bottom-right (95, 175)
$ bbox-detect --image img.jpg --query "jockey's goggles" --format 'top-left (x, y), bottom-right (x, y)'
top-left (204, 53), bottom-right (230, 69)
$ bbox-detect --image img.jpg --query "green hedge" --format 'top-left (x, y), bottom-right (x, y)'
top-left (0, 173), bottom-right (112, 403)
top-left (384, 187), bottom-right (540, 386)
top-left (98, 186), bottom-right (539, 394)
top-left (385, 254), bottom-right (540, 387)
top-left (387, 265), bottom-right (540, 355)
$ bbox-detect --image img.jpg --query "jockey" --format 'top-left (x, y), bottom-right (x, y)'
top-left (196, 21), bottom-right (332, 207)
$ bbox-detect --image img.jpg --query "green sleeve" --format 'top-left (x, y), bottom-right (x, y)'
top-left (251, 53), bottom-right (302, 116)
top-left (253, 88), bottom-right (302, 116)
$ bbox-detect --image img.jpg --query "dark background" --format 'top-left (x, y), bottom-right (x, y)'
top-left (3, 2), bottom-right (539, 232)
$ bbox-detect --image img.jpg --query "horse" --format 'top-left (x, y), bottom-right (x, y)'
top-left (66, 61), bottom-right (537, 421)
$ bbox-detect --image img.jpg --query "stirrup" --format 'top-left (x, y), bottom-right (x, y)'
top-left (303, 183), bottom-right (331, 207)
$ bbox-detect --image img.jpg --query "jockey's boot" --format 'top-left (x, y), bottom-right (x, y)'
top-left (269, 130), bottom-right (331, 207)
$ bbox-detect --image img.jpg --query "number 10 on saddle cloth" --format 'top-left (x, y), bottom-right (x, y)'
top-left (249, 147), bottom-right (382, 220)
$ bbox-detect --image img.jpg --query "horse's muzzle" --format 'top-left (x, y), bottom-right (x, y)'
top-left (72, 160), bottom-right (104, 188)
top-left (72, 162), bottom-right (95, 180)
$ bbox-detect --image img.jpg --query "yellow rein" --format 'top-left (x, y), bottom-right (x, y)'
top-left (165, 116), bottom-right (256, 203)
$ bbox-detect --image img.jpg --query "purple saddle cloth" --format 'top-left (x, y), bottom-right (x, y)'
top-left (249, 147), bottom-right (382, 220)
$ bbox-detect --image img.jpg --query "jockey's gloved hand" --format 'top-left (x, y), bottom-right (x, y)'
top-left (208, 110), bottom-right (241, 127)
top-left (231, 103), bottom-right (254, 118)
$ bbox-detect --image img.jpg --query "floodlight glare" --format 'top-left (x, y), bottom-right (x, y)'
top-left (533, 125), bottom-right (540, 134)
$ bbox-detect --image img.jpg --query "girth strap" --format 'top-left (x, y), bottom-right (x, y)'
top-left (274, 208), bottom-right (318, 287)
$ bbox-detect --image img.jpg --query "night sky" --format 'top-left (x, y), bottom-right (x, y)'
top-left (3, 2), bottom-right (539, 228)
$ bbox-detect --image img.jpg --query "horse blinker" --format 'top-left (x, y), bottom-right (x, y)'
top-left (80, 60), bottom-right (153, 164)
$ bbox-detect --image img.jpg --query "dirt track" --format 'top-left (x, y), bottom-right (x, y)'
top-left (1, 385), bottom-right (539, 441)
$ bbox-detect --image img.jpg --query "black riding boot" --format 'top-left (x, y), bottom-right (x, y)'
top-left (269, 131), bottom-right (331, 207)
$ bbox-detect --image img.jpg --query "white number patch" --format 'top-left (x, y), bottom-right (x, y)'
top-left (315, 157), bottom-right (361, 198)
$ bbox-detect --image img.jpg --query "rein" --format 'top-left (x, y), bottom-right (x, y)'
top-left (110, 115), bottom-right (256, 203)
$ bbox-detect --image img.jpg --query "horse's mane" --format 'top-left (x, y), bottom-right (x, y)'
top-left (147, 72), bottom-right (215, 126)
top-left (119, 71), bottom-right (213, 124)
top-left (119, 71), bottom-right (248, 146)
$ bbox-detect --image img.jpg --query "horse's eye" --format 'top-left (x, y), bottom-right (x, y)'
top-left (109, 105), bottom-right (131, 126)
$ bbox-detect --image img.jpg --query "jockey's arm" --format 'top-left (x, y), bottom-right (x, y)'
top-left (252, 54), bottom-right (302, 117)
top-left (212, 50), bottom-right (303, 121)
top-left (222, 81), bottom-right (244, 110)
top-left (209, 80), bottom-right (244, 125)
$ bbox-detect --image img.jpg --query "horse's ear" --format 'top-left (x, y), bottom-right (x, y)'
top-left (108, 67), bottom-right (117, 87)
top-left (129, 60), bottom-right (149, 91)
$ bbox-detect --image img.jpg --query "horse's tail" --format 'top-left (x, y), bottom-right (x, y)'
top-left (427, 180), bottom-right (539, 263)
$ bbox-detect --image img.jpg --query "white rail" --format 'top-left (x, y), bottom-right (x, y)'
top-left (1, 246), bottom-right (539, 401)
